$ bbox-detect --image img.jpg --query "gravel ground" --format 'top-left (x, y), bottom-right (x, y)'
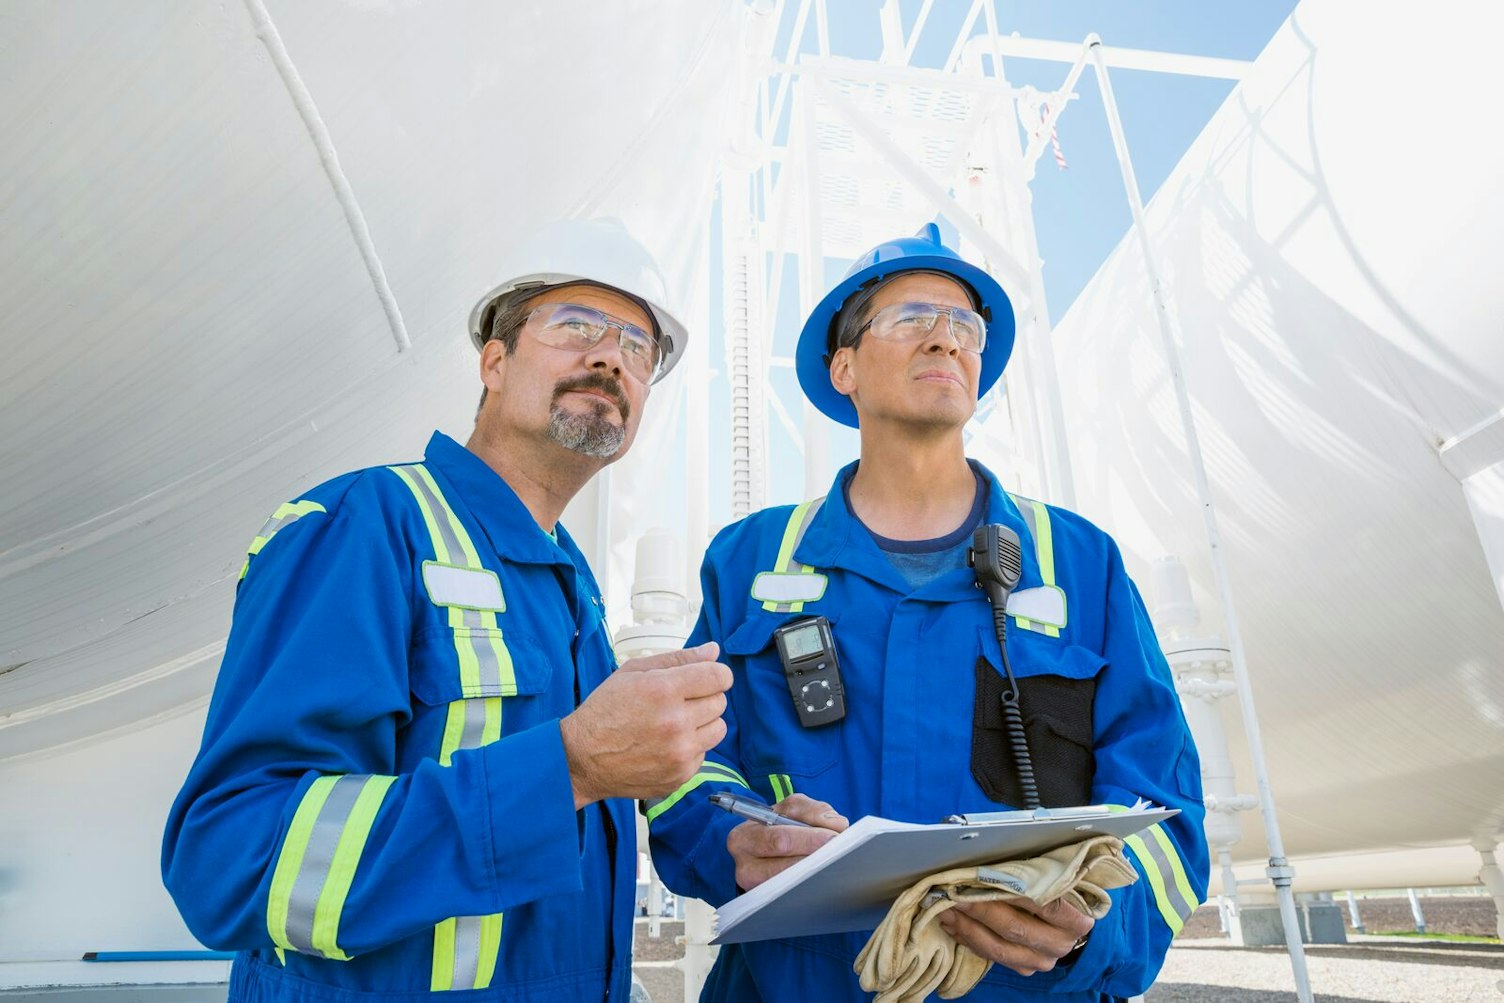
top-left (1147, 937), bottom-right (1504, 1002)
top-left (631, 905), bottom-right (1504, 1003)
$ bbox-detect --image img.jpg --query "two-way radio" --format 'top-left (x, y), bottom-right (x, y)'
top-left (968, 524), bottom-right (1041, 808)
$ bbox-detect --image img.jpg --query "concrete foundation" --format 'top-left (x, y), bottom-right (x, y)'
top-left (1230, 901), bottom-right (1349, 946)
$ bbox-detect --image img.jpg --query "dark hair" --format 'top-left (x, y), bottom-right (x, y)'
top-left (475, 288), bottom-right (549, 418)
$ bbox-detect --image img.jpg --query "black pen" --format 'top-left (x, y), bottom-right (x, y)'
top-left (708, 792), bottom-right (814, 827)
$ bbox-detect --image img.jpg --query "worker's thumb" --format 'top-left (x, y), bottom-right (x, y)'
top-left (619, 642), bottom-right (720, 673)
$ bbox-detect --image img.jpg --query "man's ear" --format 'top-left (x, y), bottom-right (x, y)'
top-left (479, 339), bottom-right (509, 393)
top-left (828, 346), bottom-right (856, 398)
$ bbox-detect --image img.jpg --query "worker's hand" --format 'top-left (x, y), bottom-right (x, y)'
top-left (561, 642), bottom-right (732, 808)
top-left (938, 896), bottom-right (1095, 976)
top-left (727, 793), bottom-right (849, 891)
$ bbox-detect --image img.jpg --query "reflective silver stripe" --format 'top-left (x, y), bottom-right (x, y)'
top-left (451, 916), bottom-right (482, 989)
top-left (284, 775), bottom-right (368, 955)
top-left (1134, 827), bottom-right (1198, 925)
top-left (460, 694), bottom-right (489, 750)
top-left (1007, 494), bottom-right (1054, 635)
top-left (1014, 496), bottom-right (1035, 538)
top-left (461, 607), bottom-right (504, 694)
top-left (399, 465), bottom-right (469, 566)
top-left (436, 695), bottom-right (502, 985)
top-left (769, 496), bottom-right (826, 614)
top-left (257, 509), bottom-right (302, 539)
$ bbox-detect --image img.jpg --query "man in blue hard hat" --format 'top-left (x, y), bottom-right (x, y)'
top-left (162, 218), bottom-right (734, 1002)
top-left (649, 223), bottom-right (1209, 1000)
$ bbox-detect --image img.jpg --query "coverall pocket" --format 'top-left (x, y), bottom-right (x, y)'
top-left (409, 627), bottom-right (551, 701)
top-left (971, 629), bottom-right (1102, 807)
top-left (722, 611), bottom-right (842, 778)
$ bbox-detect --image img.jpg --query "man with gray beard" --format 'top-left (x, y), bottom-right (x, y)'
top-left (163, 219), bottom-right (731, 1002)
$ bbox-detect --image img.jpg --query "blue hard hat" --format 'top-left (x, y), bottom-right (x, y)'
top-left (795, 222), bottom-right (1016, 428)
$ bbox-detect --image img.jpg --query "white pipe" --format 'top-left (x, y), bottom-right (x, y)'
top-left (963, 34), bottom-right (1253, 80)
top-left (1475, 840), bottom-right (1504, 941)
top-left (1406, 888), bottom-right (1426, 934)
top-left (1345, 890), bottom-right (1366, 934)
top-left (1087, 36), bottom-right (1315, 1003)
top-left (1219, 848), bottom-right (1239, 935)
top-left (243, 0), bottom-right (410, 353)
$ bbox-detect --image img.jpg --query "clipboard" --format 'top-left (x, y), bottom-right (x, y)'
top-left (712, 804), bottom-right (1177, 945)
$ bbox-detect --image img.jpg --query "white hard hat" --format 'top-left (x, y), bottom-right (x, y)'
top-left (467, 217), bottom-right (688, 383)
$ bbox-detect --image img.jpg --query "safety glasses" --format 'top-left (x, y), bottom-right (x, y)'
top-left (523, 303), bottom-right (663, 383)
top-left (857, 301), bottom-right (987, 354)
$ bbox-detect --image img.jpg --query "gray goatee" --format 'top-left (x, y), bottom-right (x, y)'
top-left (547, 401), bottom-right (624, 458)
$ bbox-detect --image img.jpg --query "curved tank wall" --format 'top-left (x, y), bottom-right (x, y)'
top-left (1039, 0), bottom-right (1504, 880)
top-left (0, 0), bottom-right (740, 964)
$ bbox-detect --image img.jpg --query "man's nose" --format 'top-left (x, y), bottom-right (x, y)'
top-left (923, 319), bottom-right (962, 354)
top-left (582, 331), bottom-right (626, 375)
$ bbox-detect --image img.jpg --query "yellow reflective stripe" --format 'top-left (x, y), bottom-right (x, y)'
top-left (449, 606), bottom-right (484, 695)
top-left (475, 913), bottom-right (503, 988)
top-left (391, 464), bottom-right (512, 982)
top-left (644, 764), bottom-right (753, 824)
top-left (1124, 832), bottom-right (1184, 935)
top-left (1029, 500), bottom-right (1055, 586)
top-left (267, 774), bottom-right (396, 959)
top-left (391, 467), bottom-right (455, 565)
top-left (761, 499), bottom-right (824, 613)
top-left (393, 466), bottom-right (518, 696)
top-left (311, 775), bottom-right (396, 959)
top-left (480, 696), bottom-right (503, 746)
top-left (240, 500), bottom-right (327, 580)
top-left (769, 774), bottom-right (794, 801)
top-left (1108, 805), bottom-right (1198, 935)
top-left (773, 501), bottom-right (814, 574)
top-left (432, 917), bottom-right (457, 990)
top-left (441, 697), bottom-right (505, 766)
top-left (1006, 494), bottom-right (1061, 638)
top-left (267, 776), bottom-right (338, 951)
top-left (412, 465), bottom-right (482, 568)
top-left (445, 606), bottom-right (518, 697)
top-left (439, 701), bottom-right (467, 767)
top-left (1145, 821), bottom-right (1199, 925)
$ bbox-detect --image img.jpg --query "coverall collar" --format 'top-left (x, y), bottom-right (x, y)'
top-left (793, 458), bottom-right (1047, 600)
top-left (421, 431), bottom-right (578, 568)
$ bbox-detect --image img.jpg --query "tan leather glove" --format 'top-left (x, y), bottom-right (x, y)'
top-left (854, 835), bottom-right (1138, 1003)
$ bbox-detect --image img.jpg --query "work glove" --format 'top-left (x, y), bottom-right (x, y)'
top-left (854, 834), bottom-right (1137, 1003)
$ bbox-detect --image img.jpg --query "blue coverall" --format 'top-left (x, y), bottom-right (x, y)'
top-left (163, 432), bottom-right (636, 1001)
top-left (649, 460), bottom-right (1209, 1001)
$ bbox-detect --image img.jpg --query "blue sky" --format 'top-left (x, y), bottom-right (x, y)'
top-left (695, 0), bottom-right (1299, 529)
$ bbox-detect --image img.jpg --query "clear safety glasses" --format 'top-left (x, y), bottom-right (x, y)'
top-left (523, 303), bottom-right (663, 383)
top-left (857, 301), bottom-right (987, 354)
